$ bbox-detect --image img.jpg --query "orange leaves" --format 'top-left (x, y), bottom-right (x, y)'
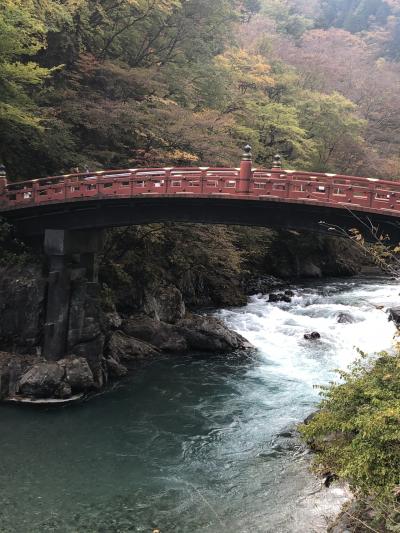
top-left (215, 48), bottom-right (274, 93)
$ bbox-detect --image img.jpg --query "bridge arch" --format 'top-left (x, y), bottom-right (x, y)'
top-left (2, 148), bottom-right (400, 361)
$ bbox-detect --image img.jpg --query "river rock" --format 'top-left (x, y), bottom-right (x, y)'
top-left (388, 306), bottom-right (400, 327)
top-left (0, 352), bottom-right (40, 399)
top-left (18, 362), bottom-right (65, 398)
top-left (121, 316), bottom-right (188, 353)
top-left (243, 275), bottom-right (284, 295)
top-left (108, 330), bottom-right (161, 360)
top-left (106, 356), bottom-right (128, 378)
top-left (304, 332), bottom-right (321, 340)
top-left (176, 315), bottom-right (249, 352)
top-left (269, 293), bottom-right (292, 303)
top-left (121, 314), bottom-right (250, 355)
top-left (59, 357), bottom-right (95, 392)
top-left (337, 312), bottom-right (355, 324)
top-left (143, 285), bottom-right (185, 324)
top-left (303, 411), bottom-right (319, 425)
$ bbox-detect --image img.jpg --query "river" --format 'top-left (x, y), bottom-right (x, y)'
top-left (0, 277), bottom-right (398, 532)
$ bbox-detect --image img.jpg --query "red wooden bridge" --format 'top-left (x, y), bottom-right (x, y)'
top-left (2, 147), bottom-right (400, 359)
top-left (1, 148), bottom-right (400, 240)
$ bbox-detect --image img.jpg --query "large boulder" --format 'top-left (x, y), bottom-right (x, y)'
top-left (18, 362), bottom-right (65, 398)
top-left (176, 315), bottom-right (250, 352)
top-left (268, 293), bottom-right (292, 303)
top-left (121, 316), bottom-right (188, 353)
top-left (0, 352), bottom-right (40, 399)
top-left (59, 357), bottom-right (95, 392)
top-left (388, 306), bottom-right (400, 327)
top-left (337, 312), bottom-right (355, 324)
top-left (242, 275), bottom-right (284, 296)
top-left (106, 357), bottom-right (128, 378)
top-left (108, 330), bottom-right (160, 361)
top-left (143, 285), bottom-right (185, 323)
top-left (121, 314), bottom-right (250, 355)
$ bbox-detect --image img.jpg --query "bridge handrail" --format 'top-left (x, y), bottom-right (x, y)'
top-left (2, 165), bottom-right (400, 215)
top-left (4, 167), bottom-right (400, 191)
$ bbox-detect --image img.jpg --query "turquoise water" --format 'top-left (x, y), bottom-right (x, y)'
top-left (0, 278), bottom-right (397, 532)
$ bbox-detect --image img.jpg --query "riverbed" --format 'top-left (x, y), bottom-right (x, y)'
top-left (0, 277), bottom-right (398, 532)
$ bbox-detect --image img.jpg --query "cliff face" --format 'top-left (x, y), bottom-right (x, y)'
top-left (264, 231), bottom-right (365, 279)
top-left (0, 227), bottom-right (367, 400)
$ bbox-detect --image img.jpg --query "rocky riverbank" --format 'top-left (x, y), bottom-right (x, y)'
top-left (0, 268), bottom-right (252, 400)
top-left (0, 223), bottom-right (370, 402)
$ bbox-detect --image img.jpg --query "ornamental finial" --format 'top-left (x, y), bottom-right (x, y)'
top-left (242, 144), bottom-right (252, 161)
top-left (272, 154), bottom-right (282, 169)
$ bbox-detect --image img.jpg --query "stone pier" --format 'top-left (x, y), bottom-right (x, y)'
top-left (43, 229), bottom-right (104, 360)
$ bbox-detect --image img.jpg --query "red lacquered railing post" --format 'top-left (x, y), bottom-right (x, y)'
top-left (32, 181), bottom-right (38, 203)
top-left (0, 164), bottom-right (7, 206)
top-left (200, 169), bottom-right (207, 193)
top-left (238, 144), bottom-right (252, 194)
top-left (165, 169), bottom-right (171, 193)
top-left (369, 185), bottom-right (375, 208)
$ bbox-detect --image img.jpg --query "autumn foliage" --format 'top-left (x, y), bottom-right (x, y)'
top-left (1, 0), bottom-right (400, 181)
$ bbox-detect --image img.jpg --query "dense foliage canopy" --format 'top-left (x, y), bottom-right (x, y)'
top-left (1, 0), bottom-right (400, 180)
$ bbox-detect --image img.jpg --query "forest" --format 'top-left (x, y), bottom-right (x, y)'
top-left (1, 2), bottom-right (400, 531)
top-left (1, 0), bottom-right (400, 181)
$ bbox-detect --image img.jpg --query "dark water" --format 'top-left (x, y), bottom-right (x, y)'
top-left (0, 278), bottom-right (397, 533)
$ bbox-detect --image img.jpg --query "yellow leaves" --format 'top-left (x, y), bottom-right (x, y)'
top-left (164, 149), bottom-right (199, 162)
top-left (215, 48), bottom-right (274, 93)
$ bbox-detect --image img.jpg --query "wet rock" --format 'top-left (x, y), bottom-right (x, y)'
top-left (121, 314), bottom-right (250, 355)
top-left (303, 411), bottom-right (319, 425)
top-left (121, 316), bottom-right (188, 353)
top-left (243, 275), bottom-right (284, 295)
top-left (108, 330), bottom-right (161, 360)
top-left (105, 311), bottom-right (122, 330)
top-left (18, 362), bottom-right (65, 398)
top-left (337, 312), bottom-right (354, 324)
top-left (59, 357), bottom-right (95, 392)
top-left (176, 315), bottom-right (249, 352)
top-left (106, 357), bottom-right (128, 378)
top-left (269, 293), bottom-right (292, 303)
top-left (284, 290), bottom-right (295, 297)
top-left (144, 285), bottom-right (185, 324)
top-left (277, 429), bottom-right (297, 438)
top-left (388, 306), bottom-right (400, 327)
top-left (304, 332), bottom-right (321, 340)
top-left (0, 352), bottom-right (40, 399)
top-left (323, 472), bottom-right (339, 488)
top-left (58, 382), bottom-right (72, 399)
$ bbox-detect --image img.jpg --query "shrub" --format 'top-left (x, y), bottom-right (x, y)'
top-left (300, 349), bottom-right (400, 530)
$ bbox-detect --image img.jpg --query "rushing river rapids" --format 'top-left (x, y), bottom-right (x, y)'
top-left (0, 277), bottom-right (398, 533)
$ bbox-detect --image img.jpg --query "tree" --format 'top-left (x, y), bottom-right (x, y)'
top-left (0, 1), bottom-right (51, 166)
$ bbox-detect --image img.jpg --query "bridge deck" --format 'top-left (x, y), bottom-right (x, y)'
top-left (1, 167), bottom-right (400, 218)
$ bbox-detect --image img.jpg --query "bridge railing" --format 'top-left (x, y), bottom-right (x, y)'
top-left (2, 166), bottom-right (400, 214)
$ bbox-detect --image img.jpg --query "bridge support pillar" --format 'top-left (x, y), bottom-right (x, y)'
top-left (42, 229), bottom-right (104, 360)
